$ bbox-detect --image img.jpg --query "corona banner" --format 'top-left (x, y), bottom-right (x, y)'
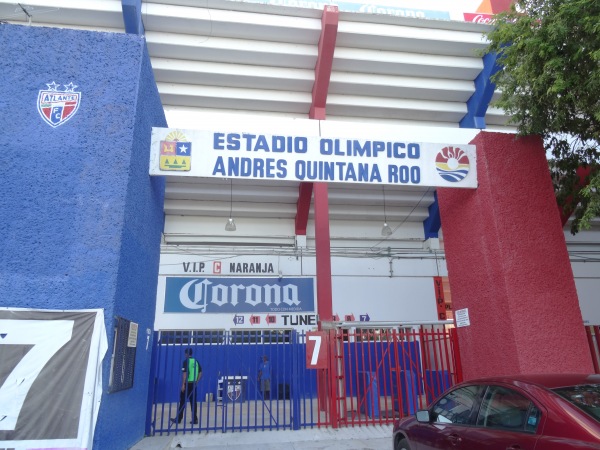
top-left (164, 277), bottom-right (316, 314)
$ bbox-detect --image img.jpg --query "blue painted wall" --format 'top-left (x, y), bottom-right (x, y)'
top-left (0, 24), bottom-right (166, 449)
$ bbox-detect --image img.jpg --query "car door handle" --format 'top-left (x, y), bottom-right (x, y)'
top-left (448, 433), bottom-right (462, 446)
top-left (506, 445), bottom-right (522, 450)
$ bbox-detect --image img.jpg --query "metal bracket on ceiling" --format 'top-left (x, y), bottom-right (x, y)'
top-left (423, 191), bottom-right (441, 239)
top-left (460, 51), bottom-right (502, 129)
top-left (122, 0), bottom-right (144, 35)
top-left (309, 5), bottom-right (338, 120)
top-left (427, 51), bottom-right (502, 237)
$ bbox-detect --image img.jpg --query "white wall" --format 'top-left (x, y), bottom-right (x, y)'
top-left (154, 250), bottom-right (444, 331)
top-left (568, 229), bottom-right (600, 325)
top-left (155, 227), bottom-right (600, 330)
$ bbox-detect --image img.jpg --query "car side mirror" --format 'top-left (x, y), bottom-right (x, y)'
top-left (416, 410), bottom-right (431, 423)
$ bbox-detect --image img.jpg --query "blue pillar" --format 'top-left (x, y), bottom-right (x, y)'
top-left (0, 24), bottom-right (166, 449)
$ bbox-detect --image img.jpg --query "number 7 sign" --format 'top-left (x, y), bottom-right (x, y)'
top-left (0, 309), bottom-right (107, 449)
top-left (306, 331), bottom-right (328, 369)
top-left (0, 319), bottom-right (73, 431)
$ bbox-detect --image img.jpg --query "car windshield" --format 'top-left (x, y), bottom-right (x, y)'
top-left (553, 384), bottom-right (600, 422)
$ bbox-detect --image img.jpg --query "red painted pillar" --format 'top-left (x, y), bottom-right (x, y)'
top-left (308, 4), bottom-right (337, 326)
top-left (314, 182), bottom-right (333, 323)
top-left (309, 6), bottom-right (338, 425)
top-left (437, 131), bottom-right (593, 380)
top-left (310, 5), bottom-right (338, 119)
top-left (314, 181), bottom-right (334, 422)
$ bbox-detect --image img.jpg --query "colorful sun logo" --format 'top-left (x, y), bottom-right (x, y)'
top-left (435, 146), bottom-right (470, 182)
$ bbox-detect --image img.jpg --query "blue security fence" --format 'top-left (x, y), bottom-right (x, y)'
top-left (145, 325), bottom-right (461, 435)
top-left (151, 331), bottom-right (313, 404)
top-left (146, 330), bottom-right (319, 435)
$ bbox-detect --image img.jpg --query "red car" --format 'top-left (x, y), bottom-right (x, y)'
top-left (393, 373), bottom-right (600, 450)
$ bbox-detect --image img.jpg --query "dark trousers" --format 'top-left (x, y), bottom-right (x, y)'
top-left (177, 382), bottom-right (198, 422)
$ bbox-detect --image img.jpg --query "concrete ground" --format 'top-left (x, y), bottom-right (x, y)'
top-left (130, 424), bottom-right (393, 450)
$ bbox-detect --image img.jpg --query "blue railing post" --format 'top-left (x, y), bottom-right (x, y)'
top-left (145, 331), bottom-right (159, 436)
top-left (291, 330), bottom-right (301, 430)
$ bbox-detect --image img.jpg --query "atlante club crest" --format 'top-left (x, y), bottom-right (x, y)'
top-left (37, 81), bottom-right (81, 128)
top-left (227, 382), bottom-right (242, 401)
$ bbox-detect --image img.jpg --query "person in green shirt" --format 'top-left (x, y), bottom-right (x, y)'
top-left (172, 347), bottom-right (202, 425)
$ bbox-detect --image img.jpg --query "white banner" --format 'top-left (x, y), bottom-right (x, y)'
top-left (150, 127), bottom-right (477, 189)
top-left (0, 308), bottom-right (107, 450)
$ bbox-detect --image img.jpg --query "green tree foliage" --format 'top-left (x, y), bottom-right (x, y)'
top-left (485, 0), bottom-right (600, 232)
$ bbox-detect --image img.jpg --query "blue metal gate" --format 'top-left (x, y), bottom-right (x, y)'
top-left (145, 330), bottom-right (320, 435)
top-left (144, 324), bottom-right (460, 435)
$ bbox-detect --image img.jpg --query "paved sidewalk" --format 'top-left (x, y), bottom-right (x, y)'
top-left (130, 425), bottom-right (392, 450)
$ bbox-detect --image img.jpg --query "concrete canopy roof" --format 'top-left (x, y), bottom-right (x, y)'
top-left (0, 0), bottom-right (514, 249)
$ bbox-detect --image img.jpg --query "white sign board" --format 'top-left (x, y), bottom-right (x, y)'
top-left (227, 0), bottom-right (506, 22)
top-left (455, 308), bottom-right (470, 327)
top-left (127, 321), bottom-right (138, 348)
top-left (154, 253), bottom-right (442, 331)
top-left (150, 128), bottom-right (477, 188)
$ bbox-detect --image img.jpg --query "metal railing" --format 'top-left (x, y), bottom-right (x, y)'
top-left (586, 325), bottom-right (600, 374)
top-left (320, 323), bottom-right (462, 428)
top-left (145, 323), bottom-right (461, 435)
